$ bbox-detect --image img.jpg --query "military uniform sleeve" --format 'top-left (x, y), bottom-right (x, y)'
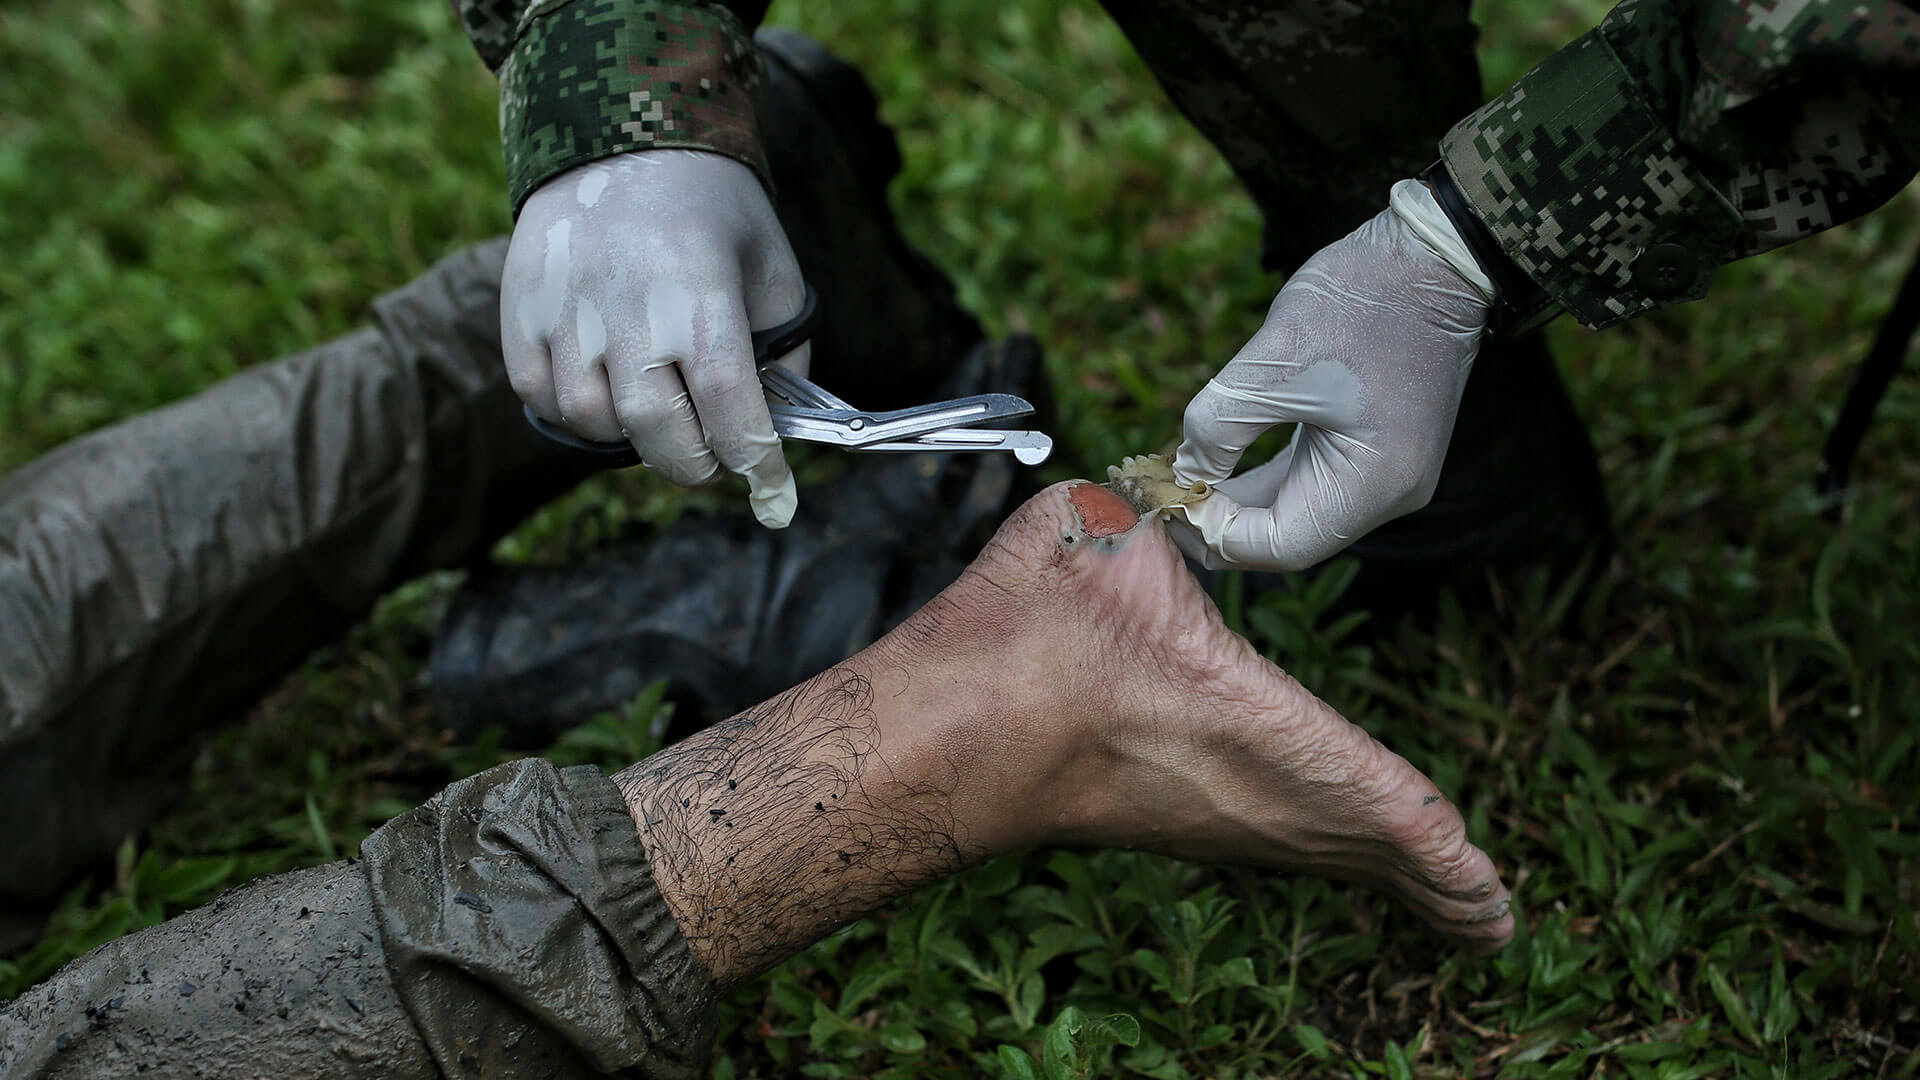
top-left (454, 0), bottom-right (774, 214)
top-left (1439, 0), bottom-right (1920, 329)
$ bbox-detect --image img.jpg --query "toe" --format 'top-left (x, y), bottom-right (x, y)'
top-left (1378, 794), bottom-right (1515, 950)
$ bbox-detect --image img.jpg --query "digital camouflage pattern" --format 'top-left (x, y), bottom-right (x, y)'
top-left (459, 0), bottom-right (1491, 267)
top-left (483, 0), bottom-right (771, 212)
top-left (459, 0), bottom-right (1918, 326)
top-left (1444, 0), bottom-right (1920, 327)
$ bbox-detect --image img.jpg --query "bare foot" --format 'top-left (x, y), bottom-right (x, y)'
top-left (923, 479), bottom-right (1514, 950)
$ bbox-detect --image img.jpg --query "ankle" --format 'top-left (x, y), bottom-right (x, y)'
top-left (862, 564), bottom-right (1091, 853)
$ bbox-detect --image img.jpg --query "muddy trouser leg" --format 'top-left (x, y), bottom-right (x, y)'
top-left (0, 239), bottom-right (599, 938)
top-left (0, 759), bottom-right (716, 1079)
top-left (1103, 0), bottom-right (1611, 598)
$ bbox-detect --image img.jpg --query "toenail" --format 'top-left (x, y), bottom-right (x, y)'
top-left (1463, 898), bottom-right (1511, 924)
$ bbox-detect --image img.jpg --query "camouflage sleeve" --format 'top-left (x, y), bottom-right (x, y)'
top-left (453, 0), bottom-right (774, 214)
top-left (1440, 0), bottom-right (1920, 329)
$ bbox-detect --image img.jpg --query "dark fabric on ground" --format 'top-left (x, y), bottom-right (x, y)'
top-left (0, 760), bottom-right (712, 1080)
top-left (430, 335), bottom-right (1042, 741)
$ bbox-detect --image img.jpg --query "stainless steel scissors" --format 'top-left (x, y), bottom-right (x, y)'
top-left (523, 285), bottom-right (1053, 467)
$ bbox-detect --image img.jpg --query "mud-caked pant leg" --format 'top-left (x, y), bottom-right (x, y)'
top-left (0, 239), bottom-right (595, 930)
top-left (0, 760), bottom-right (714, 1080)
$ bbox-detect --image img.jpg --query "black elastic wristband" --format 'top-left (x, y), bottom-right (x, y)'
top-left (1421, 160), bottom-right (1561, 338)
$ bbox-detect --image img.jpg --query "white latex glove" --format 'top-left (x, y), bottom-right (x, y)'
top-left (1169, 179), bottom-right (1497, 571)
top-left (502, 150), bottom-right (811, 528)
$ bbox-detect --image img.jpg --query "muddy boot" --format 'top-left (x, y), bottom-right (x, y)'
top-left (0, 241), bottom-right (596, 947)
top-left (428, 30), bottom-right (1017, 742)
top-left (431, 337), bottom-right (1044, 742)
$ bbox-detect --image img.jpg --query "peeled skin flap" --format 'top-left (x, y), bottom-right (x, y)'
top-left (1106, 453), bottom-right (1210, 519)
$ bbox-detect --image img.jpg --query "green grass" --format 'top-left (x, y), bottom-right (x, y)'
top-left (4, 0), bottom-right (1919, 1076)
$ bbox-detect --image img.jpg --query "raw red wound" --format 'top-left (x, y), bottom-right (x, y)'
top-left (1068, 483), bottom-right (1140, 538)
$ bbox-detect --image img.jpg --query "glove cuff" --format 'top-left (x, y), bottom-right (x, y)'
top-left (1388, 179), bottom-right (1495, 304)
top-left (1421, 161), bottom-right (1562, 338)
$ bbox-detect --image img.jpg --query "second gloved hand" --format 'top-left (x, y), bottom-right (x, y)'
top-left (1170, 180), bottom-right (1496, 571)
top-left (501, 150), bottom-right (811, 528)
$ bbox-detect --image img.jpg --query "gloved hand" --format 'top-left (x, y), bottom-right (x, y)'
top-left (1170, 179), bottom-right (1496, 571)
top-left (501, 150), bottom-right (811, 529)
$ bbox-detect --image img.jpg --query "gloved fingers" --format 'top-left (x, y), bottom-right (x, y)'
top-left (1173, 380), bottom-right (1262, 487)
top-left (1174, 474), bottom-right (1323, 575)
top-left (764, 339), bottom-right (812, 384)
top-left (500, 218), bottom-right (570, 423)
top-left (1172, 346), bottom-right (1361, 487)
top-left (1165, 498), bottom-right (1296, 572)
top-left (1209, 437), bottom-right (1298, 507)
top-left (606, 350), bottom-right (724, 487)
top-left (503, 332), bottom-right (562, 425)
top-left (546, 295), bottom-right (626, 443)
top-left (603, 278), bottom-right (735, 486)
top-left (1166, 441), bottom-right (1296, 571)
top-left (741, 446), bottom-right (798, 529)
top-left (1164, 516), bottom-right (1216, 570)
top-left (595, 290), bottom-right (717, 486)
top-left (679, 289), bottom-right (798, 528)
top-left (1184, 426), bottom-right (1403, 572)
top-left (1175, 491), bottom-right (1291, 572)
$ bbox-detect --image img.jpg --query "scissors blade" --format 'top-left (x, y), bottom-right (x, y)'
top-left (854, 428), bottom-right (1053, 465)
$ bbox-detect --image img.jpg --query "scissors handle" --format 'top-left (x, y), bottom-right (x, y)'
top-left (523, 285), bottom-right (820, 467)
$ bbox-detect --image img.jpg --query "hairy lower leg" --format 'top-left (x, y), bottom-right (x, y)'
top-left (611, 665), bottom-right (988, 987)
